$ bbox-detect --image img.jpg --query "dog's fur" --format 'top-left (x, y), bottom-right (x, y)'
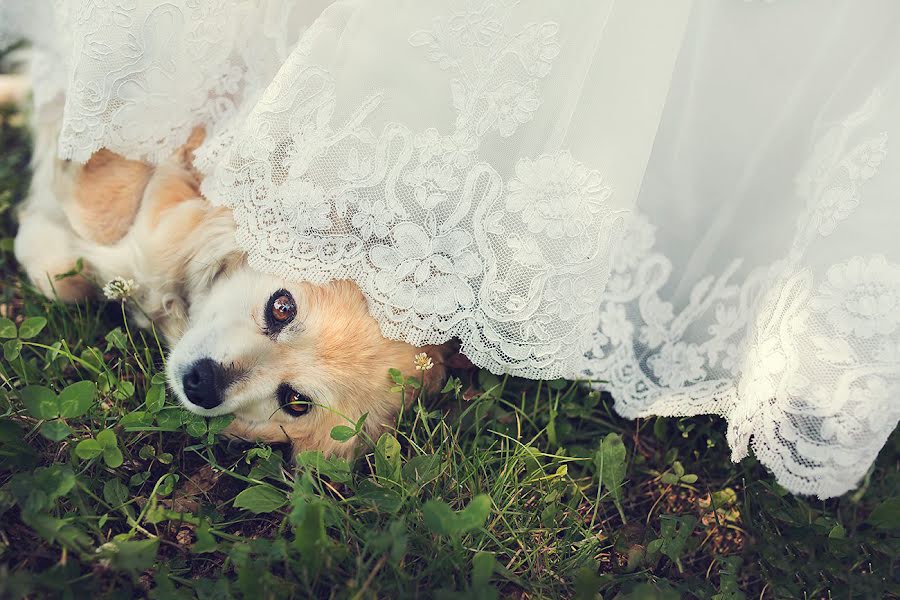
top-left (4, 74), bottom-right (446, 458)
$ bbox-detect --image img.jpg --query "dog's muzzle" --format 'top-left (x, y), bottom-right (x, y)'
top-left (181, 358), bottom-right (226, 409)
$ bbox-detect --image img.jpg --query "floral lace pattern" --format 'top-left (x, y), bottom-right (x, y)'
top-left (202, 1), bottom-right (622, 379)
top-left (6, 1), bottom-right (899, 499)
top-left (577, 92), bottom-right (900, 498)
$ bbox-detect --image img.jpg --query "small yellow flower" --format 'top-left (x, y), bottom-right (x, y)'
top-left (414, 352), bottom-right (434, 371)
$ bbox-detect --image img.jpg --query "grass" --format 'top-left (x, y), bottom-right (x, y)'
top-left (0, 95), bottom-right (898, 600)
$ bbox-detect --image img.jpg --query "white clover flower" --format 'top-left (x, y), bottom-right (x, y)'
top-left (414, 352), bottom-right (434, 371)
top-left (103, 276), bottom-right (138, 302)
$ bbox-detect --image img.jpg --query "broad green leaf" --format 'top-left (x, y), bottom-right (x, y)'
top-left (366, 519), bottom-right (408, 565)
top-left (0, 317), bottom-right (15, 338)
top-left (157, 473), bottom-right (178, 496)
top-left (17, 317), bottom-right (47, 339)
top-left (711, 488), bottom-right (738, 507)
top-left (456, 494), bottom-right (492, 532)
top-left (96, 429), bottom-right (118, 448)
top-left (183, 413), bottom-right (208, 437)
top-left (3, 338), bottom-right (22, 361)
top-left (95, 430), bottom-right (123, 467)
top-left (21, 385), bottom-right (59, 420)
top-left (355, 412), bottom-right (369, 431)
top-left (207, 414), bottom-right (235, 436)
top-left (150, 372), bottom-right (167, 386)
top-left (650, 514), bottom-right (698, 564)
top-left (29, 464), bottom-right (76, 505)
top-left (57, 381), bottom-right (96, 418)
top-left (471, 551), bottom-right (496, 589)
top-left (40, 420), bottom-right (72, 441)
top-left (423, 499), bottom-right (460, 536)
top-left (297, 451), bottom-right (352, 483)
top-left (375, 432), bottom-right (402, 482)
top-left (120, 411), bottom-right (153, 428)
top-left (103, 479), bottom-right (129, 507)
top-left (292, 500), bottom-right (328, 571)
top-left (423, 494), bottom-right (491, 536)
top-left (75, 439), bottom-right (103, 460)
top-left (103, 446), bottom-right (124, 468)
top-left (828, 523), bottom-right (846, 539)
top-left (97, 538), bottom-right (159, 571)
top-left (113, 380), bottom-right (135, 400)
top-left (660, 472), bottom-right (680, 485)
top-left (867, 497), bottom-right (900, 530)
top-left (249, 450), bottom-right (286, 482)
top-left (155, 408), bottom-right (184, 431)
top-left (354, 480), bottom-right (402, 513)
top-left (145, 384), bottom-right (165, 413)
top-left (104, 327), bottom-right (128, 351)
top-left (233, 485), bottom-right (287, 514)
top-left (594, 433), bottom-right (627, 519)
top-left (402, 454), bottom-right (441, 484)
top-left (193, 519), bottom-right (218, 554)
top-left (617, 583), bottom-right (680, 600)
top-left (653, 417), bottom-right (668, 440)
top-left (330, 425), bottom-right (356, 442)
top-left (0, 420), bottom-right (37, 469)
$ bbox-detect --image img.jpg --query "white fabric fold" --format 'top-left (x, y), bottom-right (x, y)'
top-left (3, 0), bottom-right (898, 498)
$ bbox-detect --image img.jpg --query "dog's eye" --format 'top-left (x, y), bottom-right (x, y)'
top-left (278, 384), bottom-right (312, 417)
top-left (265, 289), bottom-right (296, 330)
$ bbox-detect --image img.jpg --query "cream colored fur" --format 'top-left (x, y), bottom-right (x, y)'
top-left (7, 72), bottom-right (445, 458)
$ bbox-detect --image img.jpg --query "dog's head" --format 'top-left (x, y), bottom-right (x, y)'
top-left (166, 267), bottom-right (445, 457)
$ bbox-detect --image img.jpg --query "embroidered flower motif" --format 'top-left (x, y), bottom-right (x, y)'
top-left (116, 66), bottom-right (203, 144)
top-left (370, 223), bottom-right (481, 315)
top-left (482, 81), bottom-right (541, 137)
top-left (339, 148), bottom-right (372, 182)
top-left (814, 186), bottom-right (859, 236)
top-left (281, 180), bottom-right (332, 232)
top-left (647, 342), bottom-right (707, 388)
top-left (442, 130), bottom-right (479, 169)
top-left (414, 128), bottom-right (445, 164)
top-left (598, 303), bottom-right (633, 346)
top-left (845, 376), bottom-right (895, 431)
top-left (403, 162), bottom-right (460, 209)
top-left (738, 336), bottom-right (787, 401)
top-left (513, 23), bottom-right (561, 77)
top-left (448, 4), bottom-right (503, 47)
top-left (506, 152), bottom-right (611, 239)
top-left (543, 277), bottom-right (597, 321)
top-left (850, 133), bottom-right (888, 181)
top-left (610, 212), bottom-right (656, 274)
top-left (810, 255), bottom-right (900, 338)
top-left (802, 133), bottom-right (887, 236)
top-left (638, 296), bottom-right (675, 349)
top-left (351, 198), bottom-right (393, 240)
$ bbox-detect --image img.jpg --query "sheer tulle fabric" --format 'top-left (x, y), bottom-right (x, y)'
top-left (3, 0), bottom-right (898, 498)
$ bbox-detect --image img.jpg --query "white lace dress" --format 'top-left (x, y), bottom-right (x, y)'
top-left (3, 0), bottom-right (898, 498)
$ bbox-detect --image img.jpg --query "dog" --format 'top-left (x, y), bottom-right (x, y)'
top-left (2, 73), bottom-right (449, 458)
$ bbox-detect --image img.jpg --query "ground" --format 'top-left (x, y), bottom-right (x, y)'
top-left (0, 93), bottom-right (897, 600)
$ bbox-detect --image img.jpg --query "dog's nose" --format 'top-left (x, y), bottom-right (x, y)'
top-left (182, 358), bottom-right (225, 409)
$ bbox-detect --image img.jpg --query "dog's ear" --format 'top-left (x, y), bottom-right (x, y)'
top-left (172, 126), bottom-right (207, 175)
top-left (444, 351), bottom-right (474, 370)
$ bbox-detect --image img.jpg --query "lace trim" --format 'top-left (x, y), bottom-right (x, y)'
top-left (203, 2), bottom-right (623, 379)
top-left (577, 92), bottom-right (899, 498)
